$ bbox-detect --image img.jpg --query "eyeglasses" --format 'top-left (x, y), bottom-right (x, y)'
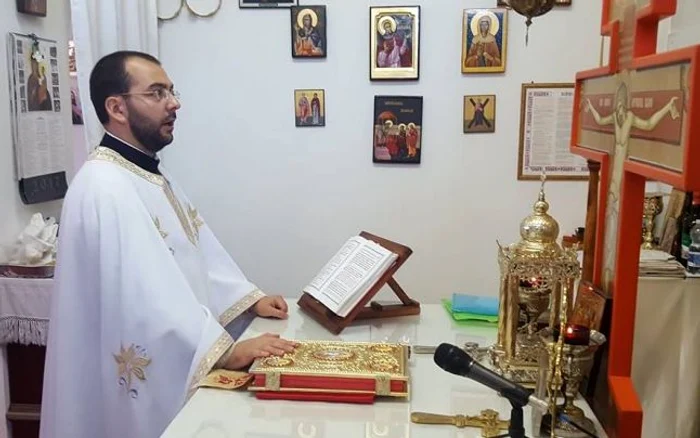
top-left (120, 88), bottom-right (181, 103)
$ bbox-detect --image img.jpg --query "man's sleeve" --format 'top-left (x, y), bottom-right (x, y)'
top-left (196, 222), bottom-right (265, 335)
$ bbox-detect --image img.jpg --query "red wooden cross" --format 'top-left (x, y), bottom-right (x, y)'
top-left (571, 0), bottom-right (700, 436)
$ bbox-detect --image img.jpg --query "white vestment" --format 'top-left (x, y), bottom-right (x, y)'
top-left (40, 145), bottom-right (265, 438)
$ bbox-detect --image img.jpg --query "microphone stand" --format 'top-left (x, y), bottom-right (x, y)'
top-left (492, 399), bottom-right (527, 438)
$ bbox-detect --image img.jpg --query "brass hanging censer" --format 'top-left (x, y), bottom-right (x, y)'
top-left (501, 0), bottom-right (556, 45)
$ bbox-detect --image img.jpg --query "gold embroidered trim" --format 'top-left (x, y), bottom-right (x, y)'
top-left (113, 344), bottom-right (151, 399)
top-left (89, 146), bottom-right (164, 186)
top-left (89, 147), bottom-right (202, 248)
top-left (219, 288), bottom-right (265, 327)
top-left (186, 331), bottom-right (234, 401)
top-left (153, 216), bottom-right (168, 239)
top-left (188, 205), bottom-right (204, 241)
top-left (163, 181), bottom-right (199, 247)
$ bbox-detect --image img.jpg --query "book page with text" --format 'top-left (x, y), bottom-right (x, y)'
top-left (304, 236), bottom-right (366, 295)
top-left (313, 241), bottom-right (395, 315)
top-left (336, 250), bottom-right (398, 317)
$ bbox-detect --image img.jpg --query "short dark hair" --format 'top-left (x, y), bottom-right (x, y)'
top-left (89, 51), bottom-right (161, 124)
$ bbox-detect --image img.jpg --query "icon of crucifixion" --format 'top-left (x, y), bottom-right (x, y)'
top-left (583, 79), bottom-right (681, 290)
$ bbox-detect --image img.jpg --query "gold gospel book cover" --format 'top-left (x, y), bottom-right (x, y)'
top-left (247, 340), bottom-right (410, 404)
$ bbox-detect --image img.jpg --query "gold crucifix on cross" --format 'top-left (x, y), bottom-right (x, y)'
top-left (410, 409), bottom-right (509, 437)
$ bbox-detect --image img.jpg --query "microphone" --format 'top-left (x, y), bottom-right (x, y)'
top-left (433, 343), bottom-right (549, 412)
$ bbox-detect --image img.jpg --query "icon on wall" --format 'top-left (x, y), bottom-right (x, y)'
top-left (295, 89), bottom-right (325, 127)
top-left (240, 0), bottom-right (298, 8)
top-left (17, 0), bottom-right (47, 17)
top-left (291, 6), bottom-right (326, 58)
top-left (370, 6), bottom-right (420, 81)
top-left (373, 96), bottom-right (423, 164)
top-left (71, 76), bottom-right (83, 125)
top-left (463, 95), bottom-right (496, 133)
top-left (462, 8), bottom-right (508, 74)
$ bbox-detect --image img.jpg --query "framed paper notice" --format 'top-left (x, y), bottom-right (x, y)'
top-left (517, 83), bottom-right (588, 181)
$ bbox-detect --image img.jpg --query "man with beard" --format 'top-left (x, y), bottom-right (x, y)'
top-left (40, 51), bottom-right (297, 438)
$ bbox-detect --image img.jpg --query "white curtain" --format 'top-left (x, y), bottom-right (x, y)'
top-left (70, 0), bottom-right (159, 164)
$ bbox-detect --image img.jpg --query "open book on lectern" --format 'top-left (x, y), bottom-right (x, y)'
top-left (303, 235), bottom-right (399, 317)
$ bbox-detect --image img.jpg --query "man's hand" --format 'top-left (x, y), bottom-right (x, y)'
top-left (224, 333), bottom-right (298, 370)
top-left (254, 296), bottom-right (289, 319)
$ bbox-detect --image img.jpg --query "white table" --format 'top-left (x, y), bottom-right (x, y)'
top-left (161, 301), bottom-right (606, 438)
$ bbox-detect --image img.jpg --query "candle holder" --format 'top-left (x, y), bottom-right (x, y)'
top-left (484, 174), bottom-right (581, 387)
top-left (642, 193), bottom-right (663, 249)
top-left (535, 328), bottom-right (607, 437)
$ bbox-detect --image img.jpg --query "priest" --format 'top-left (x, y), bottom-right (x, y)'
top-left (40, 51), bottom-right (298, 438)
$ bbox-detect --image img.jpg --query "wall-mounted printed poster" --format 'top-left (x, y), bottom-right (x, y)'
top-left (464, 94), bottom-right (496, 133)
top-left (517, 83), bottom-right (588, 181)
top-left (295, 89), bottom-right (325, 127)
top-left (370, 6), bottom-right (420, 81)
top-left (240, 0), bottom-right (297, 8)
top-left (8, 32), bottom-right (69, 203)
top-left (462, 8), bottom-right (508, 74)
top-left (373, 96), bottom-right (423, 164)
top-left (291, 6), bottom-right (326, 58)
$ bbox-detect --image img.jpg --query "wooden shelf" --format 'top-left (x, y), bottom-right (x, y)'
top-left (7, 403), bottom-right (41, 422)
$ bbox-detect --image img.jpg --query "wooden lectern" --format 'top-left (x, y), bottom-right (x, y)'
top-left (297, 232), bottom-right (420, 335)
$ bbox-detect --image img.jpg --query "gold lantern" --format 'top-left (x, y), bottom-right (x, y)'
top-left (501, 0), bottom-right (556, 45)
top-left (489, 175), bottom-right (580, 387)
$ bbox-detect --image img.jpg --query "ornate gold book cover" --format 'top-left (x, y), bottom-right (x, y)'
top-left (247, 340), bottom-right (410, 399)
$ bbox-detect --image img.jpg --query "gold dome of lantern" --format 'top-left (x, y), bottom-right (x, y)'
top-left (512, 176), bottom-right (562, 257)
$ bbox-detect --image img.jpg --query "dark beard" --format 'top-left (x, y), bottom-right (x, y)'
top-left (126, 103), bottom-right (174, 154)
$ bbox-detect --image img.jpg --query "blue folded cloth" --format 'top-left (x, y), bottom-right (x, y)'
top-left (451, 293), bottom-right (499, 316)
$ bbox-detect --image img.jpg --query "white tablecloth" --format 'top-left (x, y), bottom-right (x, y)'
top-left (0, 277), bottom-right (53, 438)
top-left (0, 277), bottom-right (52, 346)
top-left (632, 276), bottom-right (700, 438)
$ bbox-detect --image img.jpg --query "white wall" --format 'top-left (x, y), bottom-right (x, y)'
top-left (667, 0), bottom-right (700, 49)
top-left (0, 2), bottom-right (73, 246)
top-left (157, 0), bottom-right (602, 303)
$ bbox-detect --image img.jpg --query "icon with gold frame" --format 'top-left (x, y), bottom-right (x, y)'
top-left (370, 6), bottom-right (420, 81)
top-left (461, 8), bottom-right (508, 74)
